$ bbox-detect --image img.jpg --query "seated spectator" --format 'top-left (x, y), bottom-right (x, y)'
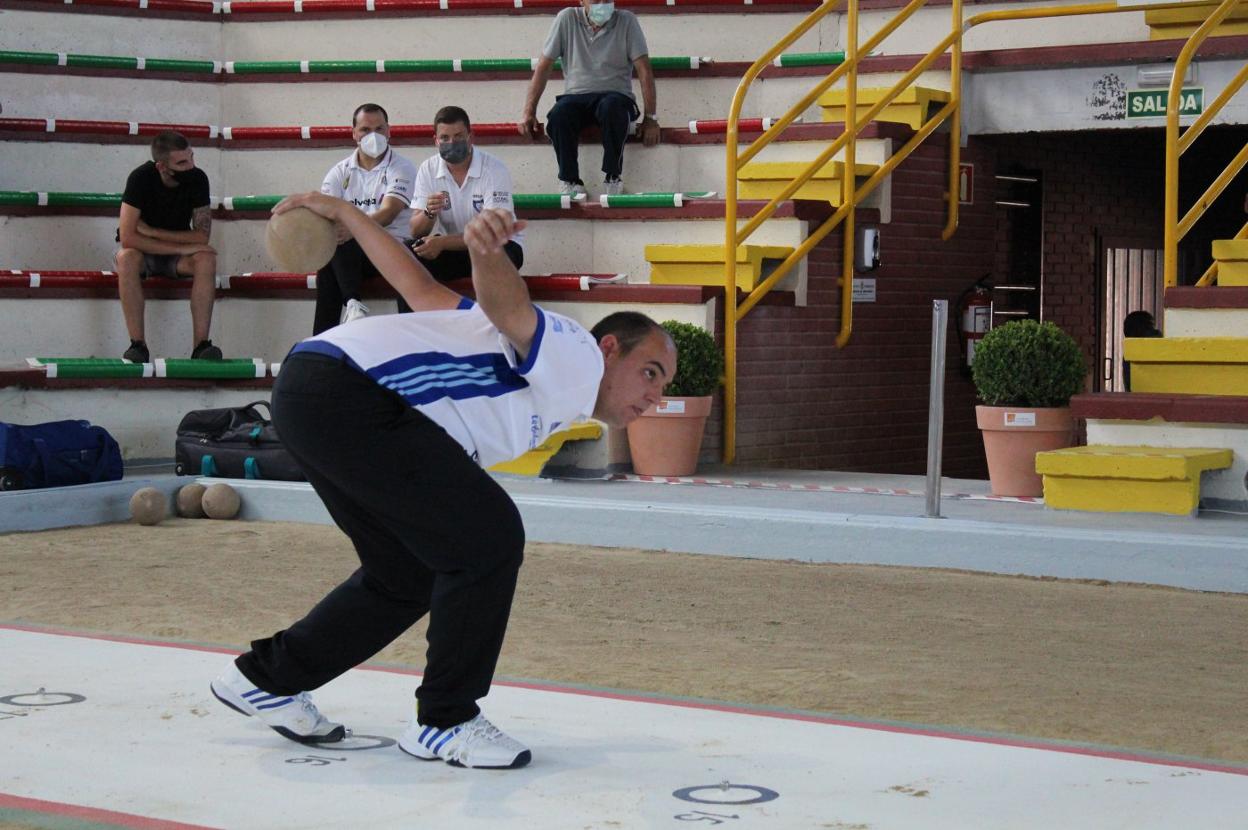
top-left (315, 103), bottom-right (419, 334)
top-left (115, 130), bottom-right (220, 361)
top-left (404, 106), bottom-right (524, 300)
top-left (1122, 309), bottom-right (1162, 391)
top-left (521, 0), bottom-right (660, 199)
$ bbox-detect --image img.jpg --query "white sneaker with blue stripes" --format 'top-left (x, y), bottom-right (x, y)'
top-left (210, 663), bottom-right (347, 745)
top-left (398, 713), bottom-right (531, 769)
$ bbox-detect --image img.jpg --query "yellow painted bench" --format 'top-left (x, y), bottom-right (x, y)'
top-left (488, 421), bottom-right (603, 476)
top-left (1211, 239), bottom-right (1248, 286)
top-left (1036, 445), bottom-right (1233, 516)
top-left (1124, 337), bottom-right (1248, 396)
top-left (736, 160), bottom-right (878, 204)
top-left (817, 86), bottom-right (951, 130)
top-left (645, 243), bottom-right (795, 290)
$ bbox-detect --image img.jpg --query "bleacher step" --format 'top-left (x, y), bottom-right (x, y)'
top-left (1036, 445), bottom-right (1233, 516)
top-left (817, 85), bottom-right (950, 130)
top-left (736, 160), bottom-right (878, 204)
top-left (1210, 239), bottom-right (1248, 287)
top-left (1145, 3), bottom-right (1248, 41)
top-left (1124, 337), bottom-right (1248, 396)
top-left (645, 244), bottom-right (796, 290)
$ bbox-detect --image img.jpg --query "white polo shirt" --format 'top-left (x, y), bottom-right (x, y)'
top-left (291, 300), bottom-right (602, 467)
top-left (413, 148), bottom-right (524, 248)
top-left (321, 148), bottom-right (418, 242)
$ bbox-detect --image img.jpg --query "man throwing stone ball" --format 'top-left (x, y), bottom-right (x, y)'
top-left (210, 192), bottom-right (676, 769)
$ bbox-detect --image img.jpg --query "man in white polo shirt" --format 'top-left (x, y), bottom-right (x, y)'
top-left (315, 102), bottom-right (418, 333)
top-left (404, 106), bottom-right (523, 304)
top-left (209, 191), bottom-right (678, 770)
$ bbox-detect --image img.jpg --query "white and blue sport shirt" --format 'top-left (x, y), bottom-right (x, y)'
top-left (290, 299), bottom-right (604, 468)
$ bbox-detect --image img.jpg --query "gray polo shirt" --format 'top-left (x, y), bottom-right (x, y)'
top-left (541, 7), bottom-right (648, 99)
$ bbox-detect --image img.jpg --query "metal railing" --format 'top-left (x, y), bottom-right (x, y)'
top-left (721, 0), bottom-right (1241, 462)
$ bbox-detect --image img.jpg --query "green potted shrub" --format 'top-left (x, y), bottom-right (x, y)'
top-left (971, 319), bottom-right (1087, 496)
top-left (626, 320), bottom-right (724, 476)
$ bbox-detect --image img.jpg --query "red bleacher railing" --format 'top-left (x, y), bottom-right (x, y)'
top-left (13, 0), bottom-right (814, 15)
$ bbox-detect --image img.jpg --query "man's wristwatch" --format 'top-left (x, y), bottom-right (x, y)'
top-left (642, 114), bottom-right (658, 124)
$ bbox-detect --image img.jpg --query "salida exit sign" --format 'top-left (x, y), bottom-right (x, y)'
top-left (1126, 88), bottom-right (1204, 118)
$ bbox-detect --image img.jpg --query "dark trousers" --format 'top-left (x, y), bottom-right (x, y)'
top-left (235, 353), bottom-right (526, 728)
top-left (314, 239), bottom-right (379, 335)
top-left (396, 241), bottom-right (524, 314)
top-left (545, 91), bottom-right (639, 183)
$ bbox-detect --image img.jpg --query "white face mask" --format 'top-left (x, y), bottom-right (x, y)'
top-left (358, 131), bottom-right (389, 159)
top-left (586, 2), bottom-right (613, 25)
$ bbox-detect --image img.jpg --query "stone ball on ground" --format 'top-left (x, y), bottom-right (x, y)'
top-left (202, 482), bottom-right (241, 520)
top-left (265, 206), bottom-right (337, 273)
top-left (129, 487), bottom-right (167, 526)
top-left (176, 483), bottom-right (207, 518)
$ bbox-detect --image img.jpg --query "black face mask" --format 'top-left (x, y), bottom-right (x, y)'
top-left (438, 139), bottom-right (471, 165)
top-left (169, 168), bottom-right (197, 184)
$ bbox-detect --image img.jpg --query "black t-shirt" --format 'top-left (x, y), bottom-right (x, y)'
top-left (121, 161), bottom-right (211, 232)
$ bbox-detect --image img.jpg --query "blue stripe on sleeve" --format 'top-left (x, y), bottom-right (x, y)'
top-left (515, 306), bottom-right (546, 376)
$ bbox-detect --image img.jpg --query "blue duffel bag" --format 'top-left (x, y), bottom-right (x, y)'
top-left (0, 420), bottom-right (124, 490)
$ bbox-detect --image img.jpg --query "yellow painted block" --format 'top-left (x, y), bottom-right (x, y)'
top-left (737, 160), bottom-right (876, 204)
top-left (1211, 238), bottom-right (1248, 260)
top-left (1035, 445), bottom-right (1233, 481)
top-left (488, 421), bottom-right (603, 476)
top-left (1212, 239), bottom-right (1248, 285)
top-left (1130, 363), bottom-right (1248, 396)
top-left (818, 87), bottom-right (950, 129)
top-left (1218, 260), bottom-right (1248, 285)
top-left (1042, 475), bottom-right (1202, 516)
top-left (1123, 336), bottom-right (1248, 363)
top-left (1148, 20), bottom-right (1248, 40)
top-left (645, 243), bottom-right (795, 290)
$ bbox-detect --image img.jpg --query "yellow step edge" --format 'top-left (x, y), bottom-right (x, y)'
top-left (816, 86), bottom-right (950, 107)
top-left (1148, 21), bottom-right (1248, 39)
top-left (1042, 476), bottom-right (1204, 516)
top-left (1211, 239), bottom-right (1248, 260)
top-left (487, 421), bottom-right (603, 476)
top-left (1035, 445), bottom-right (1233, 481)
top-left (645, 243), bottom-right (793, 264)
top-left (1123, 336), bottom-right (1248, 364)
top-left (736, 160), bottom-right (879, 181)
top-left (1130, 364), bottom-right (1248, 396)
top-left (1145, 4), bottom-right (1248, 25)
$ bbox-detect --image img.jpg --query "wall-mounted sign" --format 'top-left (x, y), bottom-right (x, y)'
top-left (1126, 88), bottom-right (1204, 119)
top-left (852, 278), bottom-right (876, 303)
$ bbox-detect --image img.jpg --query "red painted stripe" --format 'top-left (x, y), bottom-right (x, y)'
top-left (140, 122), bottom-right (214, 138)
top-left (225, 0), bottom-right (296, 12)
top-left (224, 126), bottom-right (303, 140)
top-left (306, 125), bottom-right (354, 139)
top-left (0, 118), bottom-right (50, 132)
top-left (0, 793), bottom-right (221, 829)
top-left (387, 124), bottom-right (435, 139)
top-left (5, 622), bottom-right (1248, 777)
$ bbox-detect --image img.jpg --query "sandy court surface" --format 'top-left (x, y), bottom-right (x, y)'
top-left (1, 519), bottom-right (1246, 776)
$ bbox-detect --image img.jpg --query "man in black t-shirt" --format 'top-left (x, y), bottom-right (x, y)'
top-left (115, 130), bottom-right (221, 362)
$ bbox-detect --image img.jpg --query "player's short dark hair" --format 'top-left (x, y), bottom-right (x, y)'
top-left (591, 311), bottom-right (667, 355)
top-left (352, 103), bottom-right (389, 127)
top-left (433, 106), bottom-right (472, 132)
top-left (150, 130), bottom-right (189, 163)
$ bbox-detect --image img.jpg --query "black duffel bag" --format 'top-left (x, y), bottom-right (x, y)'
top-left (174, 400), bottom-right (305, 481)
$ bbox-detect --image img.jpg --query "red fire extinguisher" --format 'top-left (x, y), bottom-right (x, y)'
top-left (957, 277), bottom-right (993, 372)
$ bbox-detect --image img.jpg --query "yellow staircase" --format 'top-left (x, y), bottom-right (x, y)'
top-left (1145, 2), bottom-right (1248, 39)
top-left (817, 86), bottom-right (951, 130)
top-left (1036, 445), bottom-right (1233, 516)
top-left (1123, 337), bottom-right (1248, 396)
top-left (736, 160), bottom-right (878, 204)
top-left (1211, 239), bottom-right (1248, 286)
top-left (645, 243), bottom-right (796, 290)
top-left (488, 421), bottom-right (603, 476)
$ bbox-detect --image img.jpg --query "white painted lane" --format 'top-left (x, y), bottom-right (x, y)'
top-left (1, 626), bottom-right (1244, 830)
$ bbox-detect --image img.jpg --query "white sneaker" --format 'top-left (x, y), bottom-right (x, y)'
top-left (340, 298), bottom-right (370, 325)
top-left (558, 180), bottom-right (588, 201)
top-left (603, 178), bottom-right (625, 197)
top-left (210, 662), bottom-right (347, 745)
top-left (398, 713), bottom-right (531, 769)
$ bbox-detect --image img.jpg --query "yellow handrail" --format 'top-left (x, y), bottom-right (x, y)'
top-left (1164, 0), bottom-right (1248, 286)
top-left (722, 0), bottom-right (1241, 463)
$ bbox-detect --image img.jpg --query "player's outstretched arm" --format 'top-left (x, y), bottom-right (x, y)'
top-left (273, 192), bottom-right (461, 313)
top-left (464, 209), bottom-right (538, 357)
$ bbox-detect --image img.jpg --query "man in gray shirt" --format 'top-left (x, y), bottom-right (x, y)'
top-left (521, 0), bottom-right (660, 199)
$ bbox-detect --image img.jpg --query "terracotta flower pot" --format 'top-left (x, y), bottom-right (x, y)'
top-left (626, 396), bottom-right (713, 477)
top-left (976, 405), bottom-right (1075, 497)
